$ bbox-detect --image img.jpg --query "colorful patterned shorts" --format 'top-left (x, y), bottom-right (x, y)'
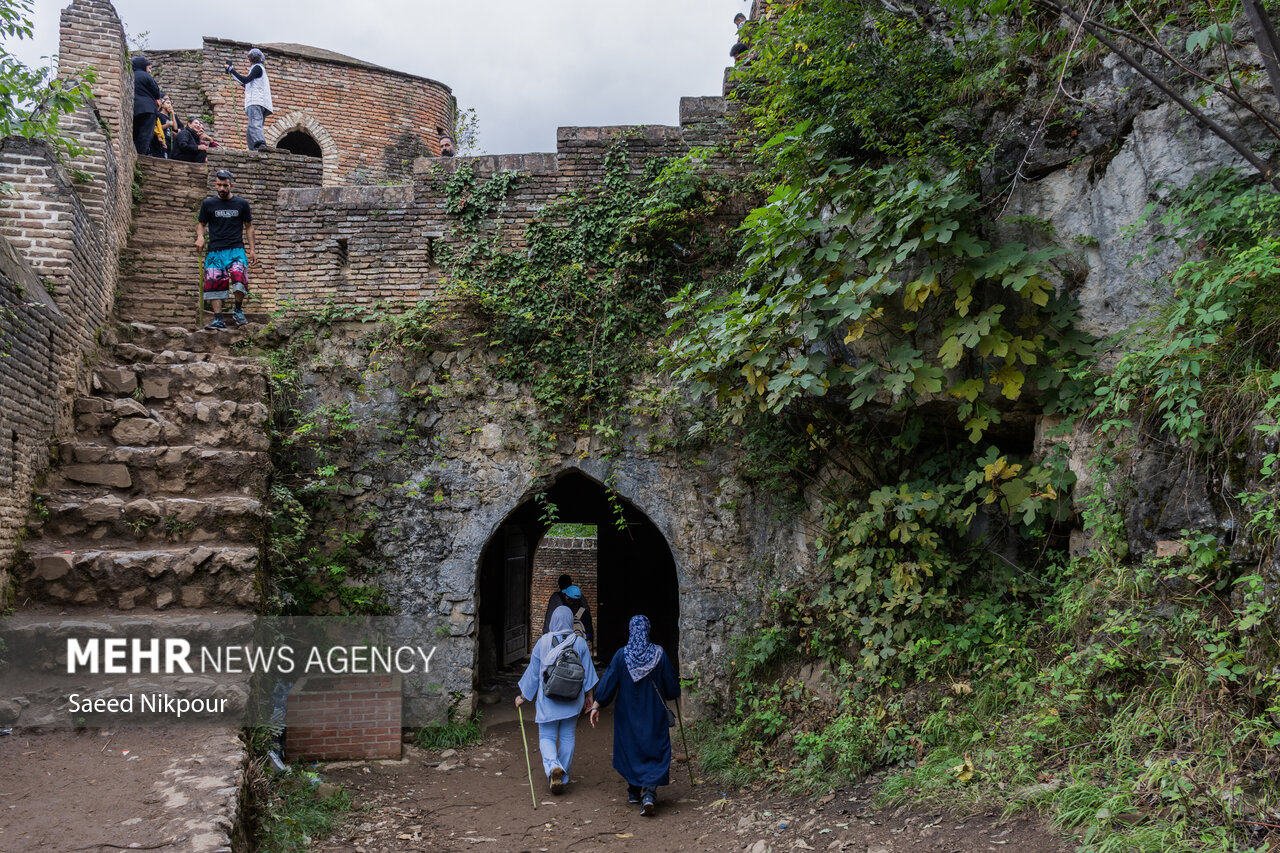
top-left (203, 247), bottom-right (250, 301)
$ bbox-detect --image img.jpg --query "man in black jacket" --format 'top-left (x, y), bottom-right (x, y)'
top-left (131, 55), bottom-right (162, 156)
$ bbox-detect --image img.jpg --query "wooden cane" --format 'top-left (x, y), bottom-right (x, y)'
top-left (517, 703), bottom-right (538, 810)
top-left (196, 249), bottom-right (204, 328)
top-left (675, 696), bottom-right (695, 786)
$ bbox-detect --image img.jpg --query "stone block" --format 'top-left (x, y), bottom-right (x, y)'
top-left (111, 397), bottom-right (150, 418)
top-left (32, 552), bottom-right (73, 581)
top-left (82, 496), bottom-right (124, 522)
top-left (123, 498), bottom-right (161, 520)
top-left (180, 585), bottom-right (209, 608)
top-left (1155, 540), bottom-right (1190, 558)
top-left (155, 589), bottom-right (175, 609)
top-left (95, 367), bottom-right (137, 394)
top-left (142, 375), bottom-right (171, 399)
top-left (63, 463), bottom-right (132, 488)
top-left (112, 417), bottom-right (162, 446)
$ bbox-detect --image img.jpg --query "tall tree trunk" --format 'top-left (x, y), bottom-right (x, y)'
top-left (1242, 0), bottom-right (1280, 108)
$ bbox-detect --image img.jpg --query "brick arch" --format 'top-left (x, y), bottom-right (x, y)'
top-left (264, 111), bottom-right (339, 184)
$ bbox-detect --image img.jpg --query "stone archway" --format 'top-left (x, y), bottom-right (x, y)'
top-left (473, 469), bottom-right (680, 686)
top-left (264, 110), bottom-right (339, 184)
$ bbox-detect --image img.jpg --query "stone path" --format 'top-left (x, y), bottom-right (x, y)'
top-left (1, 320), bottom-right (267, 851)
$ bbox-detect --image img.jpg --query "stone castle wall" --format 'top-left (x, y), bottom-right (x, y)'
top-left (149, 39), bottom-right (455, 186)
top-left (0, 0), bottom-right (138, 601)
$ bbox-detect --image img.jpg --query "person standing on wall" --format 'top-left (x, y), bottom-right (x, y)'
top-left (195, 169), bottom-right (256, 330)
top-left (516, 606), bottom-right (599, 795)
top-left (131, 55), bottom-right (162, 156)
top-left (226, 48), bottom-right (274, 151)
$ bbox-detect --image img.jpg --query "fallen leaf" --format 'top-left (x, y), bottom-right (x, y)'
top-left (950, 753), bottom-right (975, 784)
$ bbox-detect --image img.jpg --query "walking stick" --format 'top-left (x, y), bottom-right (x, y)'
top-left (516, 703), bottom-right (538, 810)
top-left (196, 249), bottom-right (204, 329)
top-left (675, 696), bottom-right (695, 787)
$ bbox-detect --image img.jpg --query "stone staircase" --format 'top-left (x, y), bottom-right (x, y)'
top-left (1, 321), bottom-right (270, 850)
top-left (16, 321), bottom-right (269, 615)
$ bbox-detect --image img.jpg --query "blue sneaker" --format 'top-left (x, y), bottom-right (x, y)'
top-left (232, 308), bottom-right (248, 326)
top-left (205, 318), bottom-right (226, 330)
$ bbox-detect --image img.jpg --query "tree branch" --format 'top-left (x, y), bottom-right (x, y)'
top-left (1035, 0), bottom-right (1280, 190)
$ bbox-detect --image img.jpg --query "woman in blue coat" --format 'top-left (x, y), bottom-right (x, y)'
top-left (589, 614), bottom-right (680, 816)
top-left (516, 606), bottom-right (598, 794)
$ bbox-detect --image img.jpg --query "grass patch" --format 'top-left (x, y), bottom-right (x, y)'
top-left (415, 707), bottom-right (484, 751)
top-left (254, 772), bottom-right (352, 853)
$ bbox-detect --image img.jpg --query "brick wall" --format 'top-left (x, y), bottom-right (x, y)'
top-left (116, 150), bottom-right (323, 327)
top-left (149, 38), bottom-right (455, 186)
top-left (529, 537), bottom-right (598, 651)
top-left (285, 674), bottom-right (403, 761)
top-left (272, 96), bottom-right (741, 314)
top-left (0, 237), bottom-right (64, 601)
top-left (0, 0), bottom-right (137, 605)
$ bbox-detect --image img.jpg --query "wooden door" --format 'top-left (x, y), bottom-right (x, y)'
top-left (502, 526), bottom-right (529, 665)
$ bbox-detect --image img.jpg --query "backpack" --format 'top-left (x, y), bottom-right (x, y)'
top-left (541, 633), bottom-right (586, 700)
top-left (572, 606), bottom-right (588, 640)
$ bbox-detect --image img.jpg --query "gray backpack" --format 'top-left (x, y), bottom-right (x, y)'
top-left (542, 633), bottom-right (586, 700)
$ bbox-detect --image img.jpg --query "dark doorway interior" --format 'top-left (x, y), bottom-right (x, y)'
top-left (476, 471), bottom-right (680, 686)
top-left (276, 129), bottom-right (323, 158)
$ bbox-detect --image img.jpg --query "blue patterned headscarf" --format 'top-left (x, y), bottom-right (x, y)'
top-left (624, 614), bottom-right (662, 682)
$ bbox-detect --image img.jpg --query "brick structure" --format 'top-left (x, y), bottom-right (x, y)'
top-left (529, 536), bottom-right (598, 651)
top-left (148, 39), bottom-right (455, 186)
top-left (0, 0), bottom-right (137, 602)
top-left (285, 674), bottom-right (403, 761)
top-left (117, 150), bottom-right (322, 327)
top-left (271, 97), bottom-right (739, 312)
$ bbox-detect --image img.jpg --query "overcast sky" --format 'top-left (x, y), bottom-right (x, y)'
top-left (11, 0), bottom-right (746, 154)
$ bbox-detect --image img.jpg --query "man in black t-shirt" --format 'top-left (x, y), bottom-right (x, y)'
top-left (196, 169), bottom-right (257, 330)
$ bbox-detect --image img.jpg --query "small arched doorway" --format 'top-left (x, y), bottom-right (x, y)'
top-left (475, 471), bottom-right (679, 684)
top-left (275, 129), bottom-right (323, 158)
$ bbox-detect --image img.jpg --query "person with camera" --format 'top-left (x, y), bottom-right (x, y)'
top-left (225, 48), bottom-right (274, 151)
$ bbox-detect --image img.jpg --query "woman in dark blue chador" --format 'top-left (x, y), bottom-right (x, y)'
top-left (590, 614), bottom-right (680, 816)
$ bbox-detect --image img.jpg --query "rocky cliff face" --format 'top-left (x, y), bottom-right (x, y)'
top-left (999, 37), bottom-right (1280, 605)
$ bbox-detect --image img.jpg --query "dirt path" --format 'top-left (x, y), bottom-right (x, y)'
top-left (0, 727), bottom-right (244, 853)
top-left (314, 709), bottom-right (1074, 853)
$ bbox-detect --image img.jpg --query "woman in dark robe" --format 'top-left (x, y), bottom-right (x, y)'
top-left (589, 614), bottom-right (680, 816)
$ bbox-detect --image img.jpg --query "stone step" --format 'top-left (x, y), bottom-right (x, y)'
top-left (49, 444), bottom-right (268, 496)
top-left (0, 604), bottom-right (256, 673)
top-left (90, 359), bottom-right (267, 405)
top-left (17, 544), bottom-right (260, 610)
top-left (111, 341), bottom-right (263, 368)
top-left (34, 494), bottom-right (263, 544)
top-left (72, 396), bottom-right (270, 451)
top-left (118, 321), bottom-right (260, 356)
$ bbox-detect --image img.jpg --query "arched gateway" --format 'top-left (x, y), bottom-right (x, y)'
top-left (475, 470), bottom-right (680, 681)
